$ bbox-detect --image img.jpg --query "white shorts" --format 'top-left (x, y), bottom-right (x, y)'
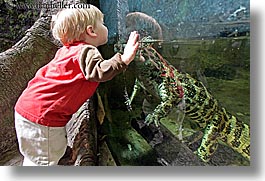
top-left (15, 112), bottom-right (67, 166)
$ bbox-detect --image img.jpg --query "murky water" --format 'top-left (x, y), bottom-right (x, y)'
top-left (99, 36), bottom-right (250, 166)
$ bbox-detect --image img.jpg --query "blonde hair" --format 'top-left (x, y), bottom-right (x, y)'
top-left (51, 5), bottom-right (104, 45)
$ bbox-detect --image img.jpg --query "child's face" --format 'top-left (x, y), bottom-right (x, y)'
top-left (94, 19), bottom-right (108, 46)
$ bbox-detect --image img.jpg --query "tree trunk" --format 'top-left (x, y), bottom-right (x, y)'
top-left (0, 15), bottom-right (57, 161)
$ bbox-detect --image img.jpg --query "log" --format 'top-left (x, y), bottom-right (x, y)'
top-left (98, 141), bottom-right (117, 166)
top-left (58, 95), bottom-right (118, 166)
top-left (131, 118), bottom-right (206, 166)
top-left (58, 97), bottom-right (98, 166)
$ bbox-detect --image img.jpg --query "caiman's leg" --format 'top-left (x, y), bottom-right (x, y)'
top-left (145, 99), bottom-right (176, 127)
top-left (196, 124), bottom-right (219, 162)
top-left (145, 82), bottom-right (181, 127)
top-left (221, 109), bottom-right (250, 161)
top-left (196, 111), bottom-right (222, 162)
top-left (197, 108), bottom-right (250, 162)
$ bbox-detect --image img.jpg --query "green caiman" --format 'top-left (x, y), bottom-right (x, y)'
top-left (122, 38), bottom-right (250, 162)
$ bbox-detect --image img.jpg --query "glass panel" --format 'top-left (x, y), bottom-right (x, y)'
top-left (99, 0), bottom-right (250, 166)
top-left (100, 0), bottom-right (249, 42)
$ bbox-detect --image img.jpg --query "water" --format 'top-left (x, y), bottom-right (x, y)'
top-left (99, 36), bottom-right (250, 166)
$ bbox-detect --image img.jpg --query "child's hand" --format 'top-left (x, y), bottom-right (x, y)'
top-left (121, 31), bottom-right (139, 65)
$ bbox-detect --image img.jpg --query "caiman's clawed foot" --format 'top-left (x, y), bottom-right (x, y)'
top-left (145, 113), bottom-right (160, 127)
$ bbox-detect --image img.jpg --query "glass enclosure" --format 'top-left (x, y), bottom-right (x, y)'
top-left (98, 0), bottom-right (250, 166)
top-left (100, 0), bottom-right (249, 42)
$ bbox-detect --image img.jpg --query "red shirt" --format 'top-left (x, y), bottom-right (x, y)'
top-left (15, 42), bottom-right (99, 127)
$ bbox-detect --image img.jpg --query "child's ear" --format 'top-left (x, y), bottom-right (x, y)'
top-left (86, 26), bottom-right (97, 37)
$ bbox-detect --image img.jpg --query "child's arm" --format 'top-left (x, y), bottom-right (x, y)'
top-left (79, 31), bottom-right (139, 82)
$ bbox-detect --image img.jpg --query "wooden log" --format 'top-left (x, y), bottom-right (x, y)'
top-left (58, 97), bottom-right (98, 166)
top-left (131, 118), bottom-right (206, 166)
top-left (98, 141), bottom-right (117, 166)
top-left (58, 96), bottom-right (118, 166)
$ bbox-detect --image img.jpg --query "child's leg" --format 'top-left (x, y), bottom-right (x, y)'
top-left (47, 125), bottom-right (68, 165)
top-left (15, 112), bottom-right (67, 166)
